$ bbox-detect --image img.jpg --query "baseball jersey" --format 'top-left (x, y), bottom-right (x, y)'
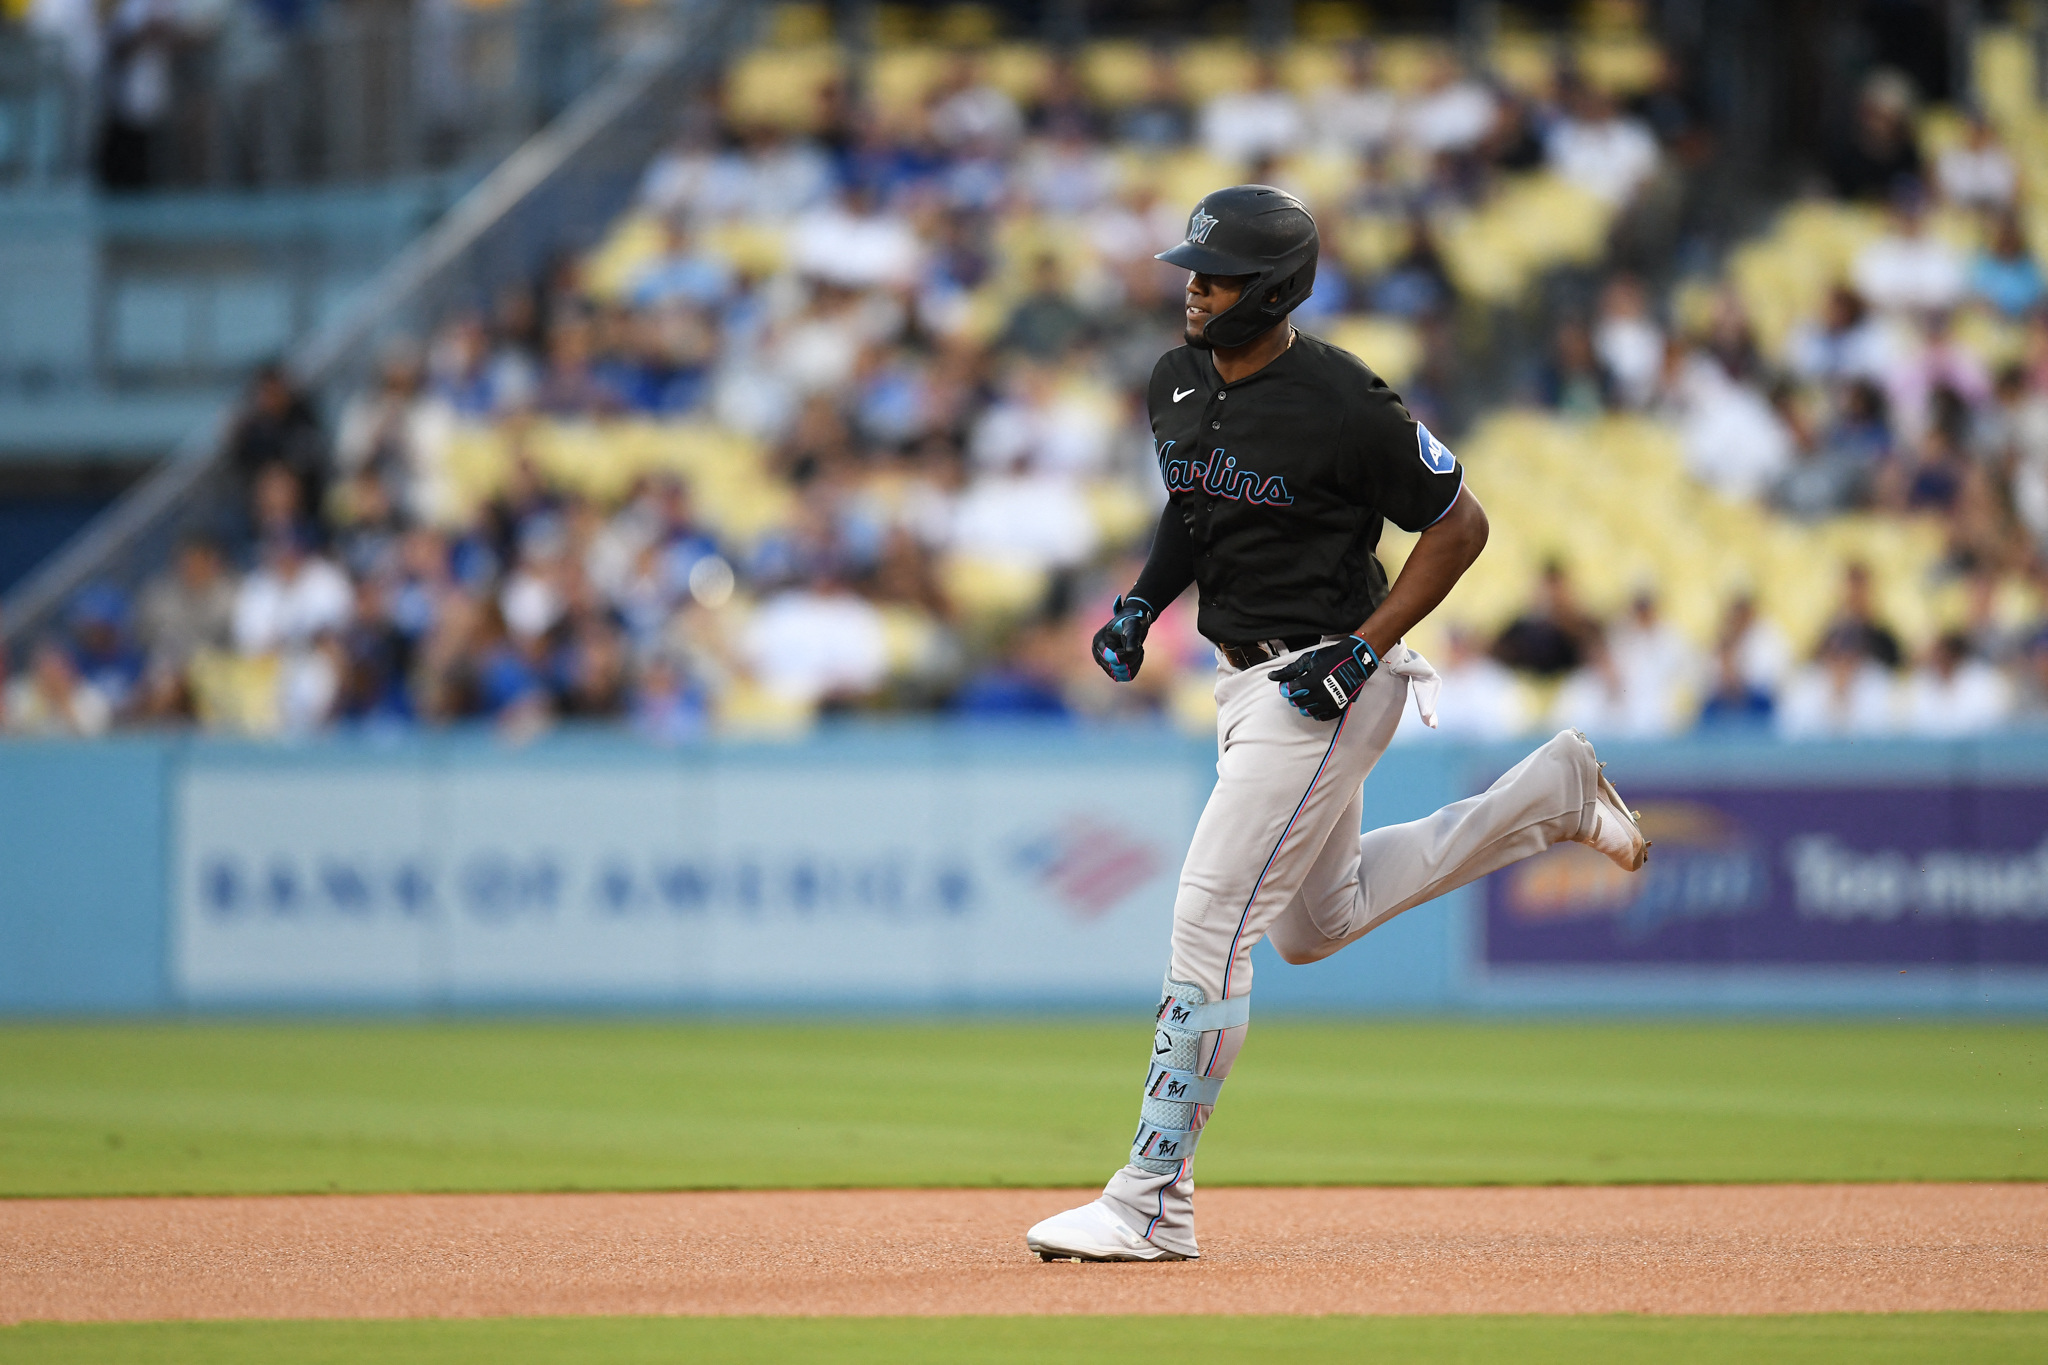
top-left (1129, 329), bottom-right (1465, 644)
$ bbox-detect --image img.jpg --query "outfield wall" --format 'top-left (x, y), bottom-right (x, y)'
top-left (3, 727), bottom-right (2047, 1015)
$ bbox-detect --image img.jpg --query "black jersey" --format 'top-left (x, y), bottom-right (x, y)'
top-left (1132, 329), bottom-right (1465, 644)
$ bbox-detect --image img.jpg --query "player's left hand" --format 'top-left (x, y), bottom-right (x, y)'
top-left (1270, 635), bottom-right (1380, 721)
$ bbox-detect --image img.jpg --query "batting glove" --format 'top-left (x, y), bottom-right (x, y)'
top-left (1270, 635), bottom-right (1380, 721)
top-left (1090, 595), bottom-right (1154, 682)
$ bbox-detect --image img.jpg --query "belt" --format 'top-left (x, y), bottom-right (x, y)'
top-left (1216, 634), bottom-right (1328, 670)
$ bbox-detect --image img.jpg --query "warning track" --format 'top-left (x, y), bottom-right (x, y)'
top-left (4, 1185), bottom-right (2044, 1322)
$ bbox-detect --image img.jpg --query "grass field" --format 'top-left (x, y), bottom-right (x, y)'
top-left (4, 1314), bottom-right (2046, 1364)
top-left (1, 1019), bottom-right (2041, 1195)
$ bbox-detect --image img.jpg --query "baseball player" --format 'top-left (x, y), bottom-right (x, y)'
top-left (1025, 185), bottom-right (1650, 1262)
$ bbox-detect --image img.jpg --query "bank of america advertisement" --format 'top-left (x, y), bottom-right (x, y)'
top-left (173, 757), bottom-right (1200, 1004)
top-left (1486, 783), bottom-right (2048, 966)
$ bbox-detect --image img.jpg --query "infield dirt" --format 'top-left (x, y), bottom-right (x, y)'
top-left (4, 1184), bottom-right (2045, 1322)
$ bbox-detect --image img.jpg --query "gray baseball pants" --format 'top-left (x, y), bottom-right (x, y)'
top-left (1101, 647), bottom-right (1605, 1256)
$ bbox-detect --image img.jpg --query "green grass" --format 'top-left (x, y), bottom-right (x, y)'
top-left (3, 1315), bottom-right (2045, 1364)
top-left (0, 1020), bottom-right (2041, 1196)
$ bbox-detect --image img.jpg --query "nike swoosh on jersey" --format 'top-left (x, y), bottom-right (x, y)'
top-left (1172, 387), bottom-right (1195, 402)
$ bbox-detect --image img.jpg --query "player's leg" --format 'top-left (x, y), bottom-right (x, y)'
top-left (1028, 657), bottom-right (1405, 1261)
top-left (1270, 728), bottom-right (1644, 966)
top-left (1264, 779), bottom-right (1369, 967)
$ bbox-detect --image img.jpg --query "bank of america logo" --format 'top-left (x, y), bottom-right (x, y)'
top-left (1012, 816), bottom-right (1163, 919)
top-left (1188, 207), bottom-right (1219, 243)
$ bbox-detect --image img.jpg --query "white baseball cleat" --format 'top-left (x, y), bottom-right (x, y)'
top-left (1571, 732), bottom-right (1650, 872)
top-left (1026, 1199), bottom-right (1190, 1262)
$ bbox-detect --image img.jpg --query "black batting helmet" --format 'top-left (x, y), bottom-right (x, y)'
top-left (1155, 184), bottom-right (1319, 350)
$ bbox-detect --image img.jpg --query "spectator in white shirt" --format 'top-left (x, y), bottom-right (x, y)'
top-left (232, 534), bottom-right (352, 655)
top-left (1548, 634), bottom-right (1643, 737)
top-left (637, 128), bottom-right (756, 223)
top-left (968, 362), bottom-right (1114, 478)
top-left (928, 53), bottom-right (1023, 150)
top-left (1900, 631), bottom-right (2012, 736)
top-left (1936, 113), bottom-right (2017, 211)
top-left (1545, 86), bottom-right (1660, 206)
top-left (1718, 592), bottom-right (1793, 694)
top-left (1199, 55), bottom-right (1305, 165)
top-left (1312, 43), bottom-right (1399, 157)
top-left (1787, 285), bottom-right (1892, 386)
top-left (737, 126), bottom-right (836, 220)
top-left (2, 640), bottom-right (111, 737)
top-left (1608, 589), bottom-right (1701, 730)
top-left (1017, 123), bottom-right (1121, 215)
top-left (789, 186), bottom-right (923, 291)
top-left (1593, 273), bottom-right (1665, 409)
top-left (1673, 347), bottom-right (1795, 500)
top-left (741, 580), bottom-right (889, 705)
top-left (949, 465), bottom-right (1099, 571)
top-left (1551, 613), bottom-right (1689, 740)
top-left (1852, 193), bottom-right (1966, 315)
top-left (1776, 633), bottom-right (1897, 739)
top-left (1401, 55), bottom-right (1497, 156)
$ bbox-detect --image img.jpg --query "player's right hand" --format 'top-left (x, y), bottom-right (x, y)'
top-left (1091, 595), bottom-right (1153, 682)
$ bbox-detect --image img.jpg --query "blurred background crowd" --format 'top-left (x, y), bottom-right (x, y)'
top-left (10, 0), bottom-right (2048, 743)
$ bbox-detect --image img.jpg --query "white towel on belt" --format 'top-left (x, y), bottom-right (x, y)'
top-left (1386, 643), bottom-right (1442, 728)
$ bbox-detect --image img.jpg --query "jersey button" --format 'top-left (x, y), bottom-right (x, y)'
top-left (1211, 421), bottom-right (1220, 429)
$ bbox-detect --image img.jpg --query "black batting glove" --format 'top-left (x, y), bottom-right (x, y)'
top-left (1090, 595), bottom-right (1154, 683)
top-left (1270, 635), bottom-right (1380, 721)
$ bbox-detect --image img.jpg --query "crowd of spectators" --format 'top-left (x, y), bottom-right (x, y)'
top-left (1394, 557), bottom-right (2048, 745)
top-left (2, 31), bottom-right (1693, 740)
top-left (1496, 63), bottom-right (2048, 741)
top-left (13, 30), bottom-right (2046, 743)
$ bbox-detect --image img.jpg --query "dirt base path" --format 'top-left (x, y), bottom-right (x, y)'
top-left (5, 1185), bottom-right (2045, 1322)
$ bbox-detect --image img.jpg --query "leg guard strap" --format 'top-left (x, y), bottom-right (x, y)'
top-left (1145, 1059), bottom-right (1224, 1106)
top-left (1159, 990), bottom-right (1250, 1033)
top-left (1131, 1118), bottom-right (1200, 1165)
top-left (1130, 978), bottom-right (1247, 1175)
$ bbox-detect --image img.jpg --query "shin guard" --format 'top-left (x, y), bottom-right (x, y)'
top-left (1129, 978), bottom-right (1248, 1175)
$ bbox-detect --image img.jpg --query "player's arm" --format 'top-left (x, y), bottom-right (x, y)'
top-left (1093, 501), bottom-right (1194, 682)
top-left (1274, 392), bottom-right (1476, 721)
top-left (1352, 488), bottom-right (1487, 660)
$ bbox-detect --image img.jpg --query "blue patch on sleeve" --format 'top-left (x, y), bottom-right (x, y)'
top-left (1416, 422), bottom-right (1457, 475)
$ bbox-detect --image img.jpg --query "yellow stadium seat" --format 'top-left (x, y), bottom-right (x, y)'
top-left (1490, 34), bottom-right (1558, 97)
top-left (582, 212), bottom-right (669, 303)
top-left (1178, 40), bottom-right (1256, 98)
top-left (1430, 410), bottom-right (1953, 660)
top-left (1316, 315), bottom-right (1421, 386)
top-left (188, 650), bottom-right (283, 736)
top-left (1078, 40), bottom-right (1154, 108)
top-left (1085, 480), bottom-right (1154, 548)
top-left (941, 556), bottom-right (1050, 622)
top-left (716, 676), bottom-right (817, 737)
top-left (725, 46), bottom-right (845, 131)
top-left (868, 47), bottom-right (950, 121)
top-left (983, 43), bottom-right (1052, 102)
top-left (1373, 38), bottom-right (1450, 94)
top-left (1974, 28), bottom-right (2036, 127)
top-left (1576, 35), bottom-right (1665, 96)
top-left (1333, 214), bottom-right (1411, 276)
top-left (700, 222), bottom-right (789, 279)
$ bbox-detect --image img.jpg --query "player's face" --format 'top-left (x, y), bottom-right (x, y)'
top-left (1184, 271), bottom-right (1253, 344)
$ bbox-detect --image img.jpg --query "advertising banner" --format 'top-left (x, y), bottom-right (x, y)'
top-left (1485, 783), bottom-right (2048, 966)
top-left (173, 754), bottom-right (1201, 1004)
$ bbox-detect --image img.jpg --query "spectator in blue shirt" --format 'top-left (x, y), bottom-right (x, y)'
top-left (1968, 213), bottom-right (2043, 319)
